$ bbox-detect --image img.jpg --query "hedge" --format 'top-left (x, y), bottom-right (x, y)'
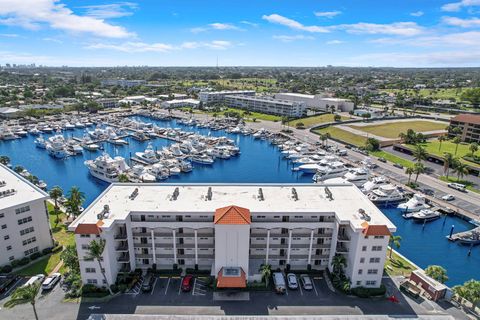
top-left (185, 268), bottom-right (210, 275)
top-left (153, 268), bottom-right (182, 276)
top-left (351, 285), bottom-right (387, 298)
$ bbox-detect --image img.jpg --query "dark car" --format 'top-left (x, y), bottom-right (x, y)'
top-left (393, 163), bottom-right (404, 169)
top-left (378, 157), bottom-right (386, 163)
top-left (141, 274), bottom-right (155, 292)
top-left (181, 275), bottom-right (194, 292)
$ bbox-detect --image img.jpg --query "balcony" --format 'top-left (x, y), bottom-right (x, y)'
top-left (119, 266), bottom-right (131, 273)
top-left (117, 254), bottom-right (130, 262)
top-left (337, 234), bottom-right (350, 242)
top-left (132, 232), bottom-right (214, 238)
top-left (251, 232), bottom-right (334, 238)
top-left (115, 243), bottom-right (129, 251)
top-left (336, 245), bottom-right (349, 253)
top-left (114, 233), bottom-right (128, 240)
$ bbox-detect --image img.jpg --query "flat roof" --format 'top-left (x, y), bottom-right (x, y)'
top-left (276, 93), bottom-right (315, 99)
top-left (69, 183), bottom-right (396, 232)
top-left (0, 164), bottom-right (49, 210)
top-left (451, 114), bottom-right (480, 125)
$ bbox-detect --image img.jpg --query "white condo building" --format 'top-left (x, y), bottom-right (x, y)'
top-left (198, 90), bottom-right (255, 104)
top-left (274, 93), bottom-right (355, 112)
top-left (70, 183), bottom-right (395, 289)
top-left (224, 95), bottom-right (306, 117)
top-left (0, 164), bottom-right (54, 267)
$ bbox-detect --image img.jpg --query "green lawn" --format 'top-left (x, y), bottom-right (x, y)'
top-left (289, 114), bottom-right (348, 128)
top-left (439, 176), bottom-right (480, 194)
top-left (348, 120), bottom-right (447, 139)
top-left (370, 150), bottom-right (415, 168)
top-left (415, 139), bottom-right (479, 167)
top-left (313, 127), bottom-right (367, 146)
top-left (384, 250), bottom-right (416, 277)
top-left (381, 88), bottom-right (472, 101)
top-left (16, 251), bottom-right (62, 276)
top-left (182, 107), bottom-right (282, 122)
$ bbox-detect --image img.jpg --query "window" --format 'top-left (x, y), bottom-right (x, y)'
top-left (22, 237), bottom-right (36, 246)
top-left (6, 245), bottom-right (12, 251)
top-left (81, 244), bottom-right (89, 250)
top-left (85, 267), bottom-right (96, 273)
top-left (9, 256), bottom-right (14, 261)
top-left (80, 234), bottom-right (90, 238)
top-left (18, 216), bottom-right (33, 225)
top-left (87, 279), bottom-right (98, 284)
top-left (24, 246), bottom-right (39, 256)
top-left (360, 257), bottom-right (365, 263)
top-left (20, 226), bottom-right (34, 236)
top-left (358, 269), bottom-right (363, 275)
top-left (1, 224), bottom-right (6, 229)
top-left (370, 257), bottom-right (381, 263)
top-left (366, 280), bottom-right (376, 286)
top-left (372, 246), bottom-right (383, 251)
top-left (0, 213), bottom-right (4, 218)
top-left (356, 281), bottom-right (362, 286)
top-left (367, 269), bottom-right (378, 275)
top-left (374, 236), bottom-right (384, 239)
top-left (362, 246), bottom-right (367, 251)
top-left (4, 235), bottom-right (9, 240)
top-left (15, 206), bottom-right (30, 215)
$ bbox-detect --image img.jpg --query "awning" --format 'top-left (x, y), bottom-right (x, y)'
top-left (217, 267), bottom-right (246, 288)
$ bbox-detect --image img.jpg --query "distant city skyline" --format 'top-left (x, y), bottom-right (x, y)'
top-left (1, 0), bottom-right (480, 67)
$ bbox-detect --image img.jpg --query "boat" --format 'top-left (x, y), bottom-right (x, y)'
top-left (81, 133), bottom-right (100, 151)
top-left (28, 127), bottom-right (41, 135)
top-left (361, 176), bottom-right (388, 193)
top-left (457, 231), bottom-right (480, 246)
top-left (46, 132), bottom-right (68, 159)
top-left (34, 135), bottom-right (47, 149)
top-left (84, 153), bottom-right (130, 183)
top-left (297, 163), bottom-right (325, 174)
top-left (63, 122), bottom-right (75, 130)
top-left (36, 180), bottom-right (47, 190)
top-left (0, 127), bottom-right (19, 140)
top-left (367, 184), bottom-right (404, 205)
top-left (190, 153), bottom-right (214, 165)
top-left (313, 162), bottom-right (348, 182)
top-left (66, 139), bottom-right (83, 154)
top-left (324, 167), bottom-right (370, 187)
top-left (179, 160), bottom-right (193, 172)
top-left (40, 126), bottom-right (53, 133)
top-left (128, 165), bottom-right (156, 183)
top-left (147, 163), bottom-right (170, 180)
top-left (411, 209), bottom-right (441, 223)
top-left (170, 144), bottom-right (184, 157)
top-left (397, 194), bottom-right (430, 213)
top-left (75, 122), bottom-right (86, 128)
top-left (131, 131), bottom-right (149, 141)
top-left (135, 143), bottom-right (159, 164)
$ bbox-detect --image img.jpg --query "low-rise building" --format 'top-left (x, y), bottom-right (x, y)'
top-left (274, 93), bottom-right (354, 112)
top-left (70, 183), bottom-right (395, 289)
top-left (161, 99), bottom-right (200, 109)
top-left (199, 90), bottom-right (255, 104)
top-left (96, 98), bottom-right (119, 109)
top-left (18, 104), bottom-right (64, 110)
top-left (101, 79), bottom-right (146, 88)
top-left (224, 95), bottom-right (306, 117)
top-left (0, 164), bottom-right (54, 267)
top-left (449, 114), bottom-right (480, 143)
top-left (0, 107), bottom-right (22, 118)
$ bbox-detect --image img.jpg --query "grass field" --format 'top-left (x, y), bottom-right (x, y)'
top-left (370, 150), bottom-right (415, 168)
top-left (181, 107), bottom-right (282, 122)
top-left (348, 120), bottom-right (447, 139)
top-left (381, 88), bottom-right (471, 101)
top-left (439, 176), bottom-right (480, 194)
top-left (313, 127), bottom-right (367, 146)
top-left (413, 139), bottom-right (479, 167)
top-left (177, 78), bottom-right (278, 92)
top-left (384, 250), bottom-right (416, 277)
top-left (289, 114), bottom-right (348, 128)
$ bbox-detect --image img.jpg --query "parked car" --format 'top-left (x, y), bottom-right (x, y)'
top-left (141, 273), bottom-right (156, 292)
top-left (41, 273), bottom-right (61, 291)
top-left (337, 149), bottom-right (348, 156)
top-left (393, 163), bottom-right (404, 169)
top-left (344, 145), bottom-right (352, 149)
top-left (0, 275), bottom-right (19, 293)
top-left (378, 157), bottom-right (386, 163)
top-left (422, 188), bottom-right (435, 196)
top-left (181, 275), bottom-right (193, 292)
top-left (442, 194), bottom-right (455, 201)
top-left (448, 183), bottom-right (467, 192)
top-left (23, 274), bottom-right (45, 288)
top-left (300, 274), bottom-right (313, 290)
top-left (286, 273), bottom-right (298, 290)
top-left (272, 272), bottom-right (286, 294)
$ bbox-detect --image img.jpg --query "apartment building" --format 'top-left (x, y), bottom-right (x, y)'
top-left (449, 114), bottom-right (480, 143)
top-left (96, 98), bottom-right (118, 109)
top-left (70, 183), bottom-right (395, 289)
top-left (161, 99), bottom-right (200, 109)
top-left (101, 79), bottom-right (146, 88)
top-left (0, 164), bottom-right (54, 267)
top-left (224, 95), bottom-right (306, 117)
top-left (198, 90), bottom-right (255, 104)
top-left (274, 93), bottom-right (355, 112)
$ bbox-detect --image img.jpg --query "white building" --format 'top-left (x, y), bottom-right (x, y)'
top-left (0, 107), bottom-right (22, 119)
top-left (161, 99), bottom-right (200, 109)
top-left (70, 183), bottom-right (395, 289)
top-left (199, 90), bottom-right (255, 104)
top-left (18, 104), bottom-right (64, 111)
top-left (0, 164), bottom-right (54, 267)
top-left (274, 93), bottom-right (354, 112)
top-left (96, 98), bottom-right (118, 109)
top-left (224, 95), bottom-right (306, 117)
top-left (101, 79), bottom-right (146, 88)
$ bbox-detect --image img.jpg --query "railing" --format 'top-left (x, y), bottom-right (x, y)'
top-left (115, 244), bottom-right (129, 251)
top-left (117, 254), bottom-right (130, 262)
top-left (251, 232), bottom-right (334, 238)
top-left (337, 234), bottom-right (351, 241)
top-left (132, 232), bottom-right (214, 238)
top-left (114, 233), bottom-right (128, 240)
top-left (336, 245), bottom-right (349, 253)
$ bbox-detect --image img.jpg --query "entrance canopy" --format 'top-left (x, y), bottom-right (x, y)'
top-left (217, 267), bottom-right (246, 288)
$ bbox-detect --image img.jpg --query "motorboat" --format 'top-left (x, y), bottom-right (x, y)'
top-left (361, 176), bottom-right (389, 193)
top-left (75, 122), bottom-right (86, 128)
top-left (46, 132), bottom-right (68, 159)
top-left (190, 153), bottom-right (214, 165)
top-left (0, 127), bottom-right (19, 140)
top-left (147, 163), bottom-right (170, 180)
top-left (66, 139), bottom-right (83, 154)
top-left (28, 127), bottom-right (41, 135)
top-left (313, 162), bottom-right (348, 182)
top-left (397, 194), bottom-right (430, 213)
top-left (85, 153), bottom-right (130, 183)
top-left (411, 209), bottom-right (441, 223)
top-left (81, 133), bottom-right (100, 151)
top-left (457, 230), bottom-right (480, 246)
top-left (297, 163), bottom-right (326, 174)
top-left (170, 144), bottom-right (184, 157)
top-left (34, 135), bottom-right (47, 149)
top-left (367, 184), bottom-right (404, 205)
top-left (163, 160), bottom-right (181, 175)
top-left (36, 180), bottom-right (47, 190)
top-left (40, 126), bottom-right (53, 133)
top-left (135, 143), bottom-right (159, 164)
top-left (63, 122), bottom-right (75, 130)
top-left (341, 167), bottom-right (370, 187)
top-left (179, 160), bottom-right (193, 172)
top-left (128, 165), bottom-right (156, 183)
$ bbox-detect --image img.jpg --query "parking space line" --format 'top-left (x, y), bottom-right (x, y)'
top-left (299, 283), bottom-right (303, 296)
top-left (312, 279), bottom-right (319, 296)
top-left (178, 277), bottom-right (183, 295)
top-left (150, 278), bottom-right (158, 295)
top-left (164, 277), bottom-right (171, 295)
top-left (192, 278), bottom-right (197, 296)
top-left (5, 278), bottom-right (23, 296)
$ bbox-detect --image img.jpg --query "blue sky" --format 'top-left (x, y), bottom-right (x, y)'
top-left (1, 0), bottom-right (480, 67)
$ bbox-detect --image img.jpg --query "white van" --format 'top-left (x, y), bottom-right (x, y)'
top-left (272, 272), bottom-right (286, 294)
top-left (448, 182), bottom-right (466, 192)
top-left (23, 274), bottom-right (45, 287)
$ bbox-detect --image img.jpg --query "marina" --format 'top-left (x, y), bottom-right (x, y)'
top-left (0, 114), bottom-right (479, 286)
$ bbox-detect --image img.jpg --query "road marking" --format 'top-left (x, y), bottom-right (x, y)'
top-left (164, 277), bottom-right (171, 295)
top-left (312, 279), bottom-right (319, 296)
top-left (4, 278), bottom-right (22, 296)
top-left (298, 283), bottom-right (303, 296)
top-left (192, 278), bottom-right (197, 296)
top-left (178, 277), bottom-right (183, 295)
top-left (150, 277), bottom-right (158, 296)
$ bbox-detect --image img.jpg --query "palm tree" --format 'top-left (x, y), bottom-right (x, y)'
top-left (469, 142), bottom-right (478, 158)
top-left (412, 145), bottom-right (428, 163)
top-left (414, 162), bottom-right (426, 183)
top-left (319, 134), bottom-right (327, 147)
top-left (443, 152), bottom-right (454, 178)
top-left (13, 165), bottom-right (24, 174)
top-left (0, 155), bottom-right (10, 165)
top-left (118, 173), bottom-right (130, 183)
top-left (4, 283), bottom-right (40, 320)
top-left (438, 135), bottom-right (446, 151)
top-left (324, 133), bottom-right (331, 147)
top-left (389, 235), bottom-right (402, 259)
top-left (86, 239), bottom-right (113, 295)
top-left (425, 265), bottom-right (449, 283)
top-left (259, 264), bottom-right (272, 288)
top-left (49, 186), bottom-right (63, 226)
top-left (453, 162), bottom-right (469, 182)
top-left (452, 136), bottom-right (461, 156)
top-left (331, 254), bottom-right (347, 275)
top-left (66, 186), bottom-right (85, 219)
top-left (405, 166), bottom-right (414, 184)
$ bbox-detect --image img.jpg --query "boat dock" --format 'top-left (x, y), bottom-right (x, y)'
top-left (448, 226), bottom-right (480, 242)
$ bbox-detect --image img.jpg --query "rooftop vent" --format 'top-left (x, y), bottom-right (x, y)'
top-left (0, 181), bottom-right (6, 187)
top-left (129, 188), bottom-right (139, 200)
top-left (358, 208), bottom-right (371, 222)
top-left (206, 187), bottom-right (212, 201)
top-left (325, 187), bottom-right (333, 201)
top-left (258, 188), bottom-right (264, 201)
top-left (0, 189), bottom-right (16, 199)
top-left (103, 205), bottom-right (110, 218)
top-left (171, 187), bottom-right (180, 201)
top-left (291, 188), bottom-right (299, 201)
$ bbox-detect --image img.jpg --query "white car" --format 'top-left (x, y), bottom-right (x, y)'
top-left (23, 274), bottom-right (45, 287)
top-left (442, 194), bottom-right (455, 201)
top-left (447, 182), bottom-right (467, 192)
top-left (41, 273), bottom-right (61, 291)
top-left (286, 273), bottom-right (298, 290)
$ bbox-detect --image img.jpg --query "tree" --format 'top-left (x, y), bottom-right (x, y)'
top-left (425, 265), bottom-right (448, 283)
top-left (0, 155), bottom-right (10, 165)
top-left (4, 283), bottom-right (40, 320)
top-left (438, 135), bottom-right (446, 151)
top-left (118, 173), bottom-right (130, 183)
top-left (469, 142), bottom-right (478, 157)
top-left (389, 235), bottom-right (402, 259)
top-left (14, 165), bottom-right (24, 174)
top-left (405, 166), bottom-right (414, 184)
top-left (413, 162), bottom-right (426, 182)
top-left (61, 244), bottom-right (80, 274)
top-left (412, 145), bottom-right (428, 163)
top-left (49, 186), bottom-right (63, 226)
top-left (319, 134), bottom-right (327, 147)
top-left (453, 136), bottom-right (461, 155)
top-left (453, 279), bottom-right (480, 305)
top-left (365, 137), bottom-right (380, 151)
top-left (453, 162), bottom-right (469, 182)
top-left (66, 186), bottom-right (85, 219)
top-left (334, 114), bottom-right (341, 122)
top-left (443, 152), bottom-right (454, 178)
top-left (331, 254), bottom-right (347, 275)
top-left (86, 239), bottom-right (113, 295)
top-left (259, 264), bottom-right (272, 288)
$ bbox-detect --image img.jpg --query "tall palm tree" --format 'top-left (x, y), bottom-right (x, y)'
top-left (4, 283), bottom-right (40, 320)
top-left (389, 235), bottom-right (402, 259)
top-left (452, 136), bottom-right (461, 156)
top-left (49, 186), bottom-right (63, 226)
top-left (319, 134), bottom-right (327, 147)
top-left (414, 162), bottom-right (426, 183)
top-left (412, 145), bottom-right (428, 163)
top-left (405, 166), bottom-right (414, 183)
top-left (86, 239), bottom-right (113, 295)
top-left (453, 162), bottom-right (469, 182)
top-left (469, 142), bottom-right (478, 158)
top-left (0, 155), bottom-right (10, 165)
top-left (331, 254), bottom-right (347, 275)
top-left (425, 265), bottom-right (449, 284)
top-left (66, 186), bottom-right (85, 219)
top-left (259, 264), bottom-right (272, 288)
top-left (443, 152), bottom-right (454, 178)
top-left (438, 135), bottom-right (446, 151)
top-left (118, 173), bottom-right (130, 183)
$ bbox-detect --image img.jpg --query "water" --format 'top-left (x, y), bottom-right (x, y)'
top-left (0, 116), bottom-right (478, 286)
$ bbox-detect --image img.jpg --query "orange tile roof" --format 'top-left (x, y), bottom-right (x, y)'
top-left (362, 223), bottom-right (392, 237)
top-left (214, 205), bottom-right (251, 225)
top-left (216, 268), bottom-right (247, 288)
top-left (452, 114), bottom-right (480, 125)
top-left (74, 220), bottom-right (104, 235)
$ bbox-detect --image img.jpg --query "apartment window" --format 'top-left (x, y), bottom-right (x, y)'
top-left (367, 269), bottom-right (378, 275)
top-left (17, 216), bottom-right (33, 225)
top-left (80, 234), bottom-right (91, 238)
top-left (81, 244), bottom-right (89, 250)
top-left (358, 269), bottom-right (363, 275)
top-left (366, 280), bottom-right (376, 286)
top-left (294, 216), bottom-right (303, 218)
top-left (87, 279), bottom-right (98, 284)
top-left (24, 246), bottom-right (39, 256)
top-left (22, 237), bottom-right (36, 246)
top-left (9, 256), bottom-right (14, 261)
top-left (256, 216), bottom-right (266, 219)
top-left (360, 257), bottom-right (365, 263)
top-left (15, 206), bottom-right (30, 215)
top-left (1, 224), bottom-right (6, 229)
top-left (362, 246), bottom-right (367, 252)
top-left (0, 213), bottom-right (4, 218)
top-left (6, 245), bottom-right (12, 251)
top-left (356, 281), bottom-right (362, 286)
top-left (20, 226), bottom-right (34, 236)
top-left (256, 238), bottom-right (265, 241)
top-left (374, 236), bottom-right (384, 239)
top-left (4, 235), bottom-right (9, 240)
top-left (85, 267), bottom-right (96, 273)
top-left (370, 257), bottom-right (381, 263)
top-left (372, 246), bottom-right (383, 251)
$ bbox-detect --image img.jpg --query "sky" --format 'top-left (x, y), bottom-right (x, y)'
top-left (1, 0), bottom-right (480, 67)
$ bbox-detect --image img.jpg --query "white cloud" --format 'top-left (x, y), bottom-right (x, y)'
top-left (87, 40), bottom-right (233, 52)
top-left (0, 33), bottom-right (19, 37)
top-left (42, 37), bottom-right (62, 43)
top-left (410, 11), bottom-right (424, 17)
top-left (0, 0), bottom-right (133, 38)
top-left (314, 11), bottom-right (342, 18)
top-left (262, 14), bottom-right (330, 33)
top-left (240, 20), bottom-right (258, 27)
top-left (441, 0), bottom-right (480, 12)
top-left (442, 16), bottom-right (480, 27)
top-left (78, 2), bottom-right (138, 19)
top-left (326, 39), bottom-right (344, 44)
top-left (191, 22), bottom-right (242, 33)
top-left (338, 22), bottom-right (423, 36)
top-left (180, 40), bottom-right (232, 50)
top-left (370, 31), bottom-right (480, 47)
top-left (273, 35), bottom-right (314, 42)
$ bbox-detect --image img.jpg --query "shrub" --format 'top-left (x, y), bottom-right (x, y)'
top-left (110, 284), bottom-right (118, 293)
top-left (52, 245), bottom-right (63, 253)
top-left (42, 247), bottom-right (53, 255)
top-left (19, 257), bottom-right (30, 266)
top-left (30, 252), bottom-right (42, 260)
top-left (1, 265), bottom-right (12, 273)
top-left (118, 284), bottom-right (128, 293)
top-left (11, 259), bottom-right (21, 268)
top-left (351, 285), bottom-right (387, 298)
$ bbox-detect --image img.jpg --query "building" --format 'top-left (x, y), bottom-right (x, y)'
top-left (274, 93), bottom-right (355, 112)
top-left (158, 93), bottom-right (188, 100)
top-left (0, 107), bottom-right (22, 119)
top-left (17, 104), bottom-right (64, 110)
top-left (224, 95), bottom-right (306, 117)
top-left (101, 79), bottom-right (146, 88)
top-left (161, 99), bottom-right (200, 109)
top-left (70, 183), bottom-right (395, 289)
top-left (199, 90), bottom-right (255, 104)
top-left (449, 114), bottom-right (480, 143)
top-left (96, 98), bottom-right (119, 109)
top-left (0, 164), bottom-right (54, 267)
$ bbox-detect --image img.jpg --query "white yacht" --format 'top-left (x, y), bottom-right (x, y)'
top-left (81, 133), bottom-right (100, 151)
top-left (0, 127), bottom-right (19, 140)
top-left (29, 127), bottom-right (41, 135)
top-left (147, 163), bottom-right (170, 180)
top-left (75, 122), bottom-right (86, 128)
top-left (313, 162), bottom-right (348, 182)
top-left (63, 122), bottom-right (75, 130)
top-left (324, 167), bottom-right (370, 187)
top-left (297, 163), bottom-right (326, 174)
top-left (411, 209), bottom-right (441, 223)
top-left (367, 184), bottom-right (404, 206)
top-left (397, 194), bottom-right (430, 212)
top-left (34, 135), bottom-right (47, 149)
top-left (106, 127), bottom-right (128, 145)
top-left (128, 165), bottom-right (156, 183)
top-left (85, 153), bottom-right (130, 183)
top-left (190, 153), bottom-right (214, 165)
top-left (361, 176), bottom-right (389, 194)
top-left (135, 143), bottom-right (159, 164)
top-left (179, 160), bottom-right (193, 172)
top-left (163, 160), bottom-right (181, 175)
top-left (170, 144), bottom-right (184, 157)
top-left (46, 132), bottom-right (68, 159)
